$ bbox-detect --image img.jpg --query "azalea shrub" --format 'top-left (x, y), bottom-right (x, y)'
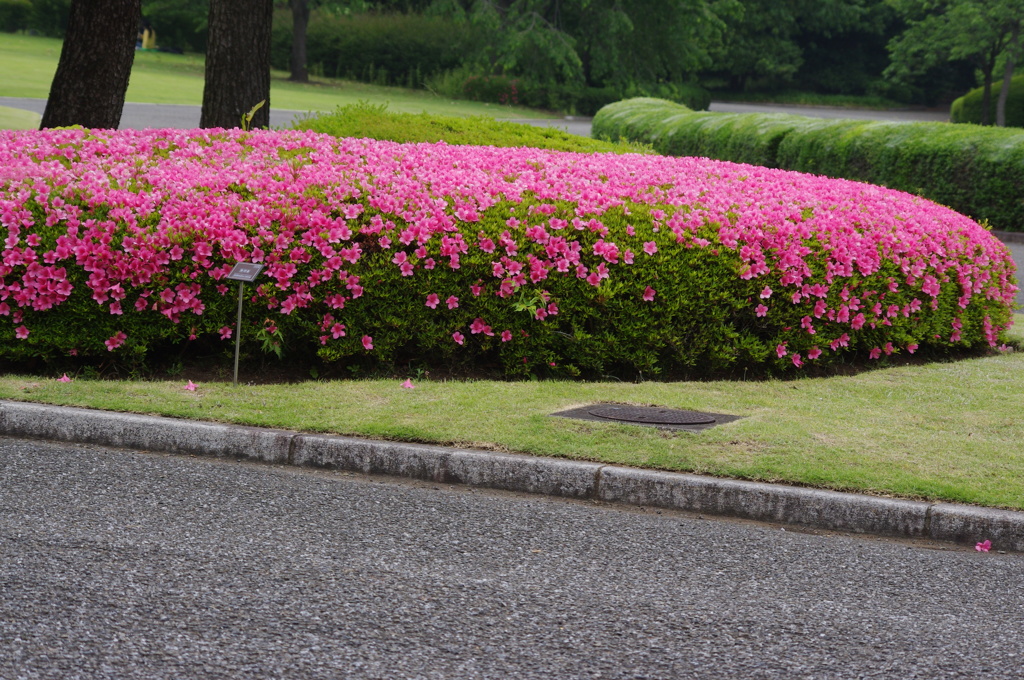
top-left (594, 97), bottom-right (1024, 233)
top-left (0, 127), bottom-right (1016, 378)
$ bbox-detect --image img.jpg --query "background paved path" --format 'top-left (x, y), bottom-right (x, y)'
top-left (2, 437), bottom-right (1022, 679)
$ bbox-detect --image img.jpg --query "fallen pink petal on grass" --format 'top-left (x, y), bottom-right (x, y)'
top-left (183, 380), bottom-right (197, 391)
top-left (400, 379), bottom-right (415, 389)
top-left (57, 374), bottom-right (72, 383)
top-left (976, 540), bottom-right (992, 552)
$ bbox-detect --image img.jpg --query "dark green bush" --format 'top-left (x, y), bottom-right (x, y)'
top-left (271, 10), bottom-right (474, 89)
top-left (291, 102), bottom-right (644, 154)
top-left (27, 0), bottom-right (68, 37)
top-left (142, 0), bottom-right (208, 53)
top-left (0, 0), bottom-right (31, 32)
top-left (593, 98), bottom-right (1024, 232)
top-left (950, 75), bottom-right (1024, 128)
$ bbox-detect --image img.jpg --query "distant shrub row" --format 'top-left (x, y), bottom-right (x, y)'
top-left (290, 103), bottom-right (644, 155)
top-left (951, 75), bottom-right (1024, 128)
top-left (0, 0), bottom-right (30, 33)
top-left (270, 10), bottom-right (474, 90)
top-left (593, 98), bottom-right (1024, 233)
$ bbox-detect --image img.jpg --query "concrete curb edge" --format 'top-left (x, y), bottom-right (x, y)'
top-left (2, 399), bottom-right (1020, 552)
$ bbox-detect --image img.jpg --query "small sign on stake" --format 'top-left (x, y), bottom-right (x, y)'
top-left (225, 262), bottom-right (264, 386)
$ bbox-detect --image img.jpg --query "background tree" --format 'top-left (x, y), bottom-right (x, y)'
top-left (425, 0), bottom-right (738, 92)
top-left (886, 0), bottom-right (1024, 125)
top-left (289, 0), bottom-right (310, 81)
top-left (40, 0), bottom-right (141, 129)
top-left (200, 0), bottom-right (273, 129)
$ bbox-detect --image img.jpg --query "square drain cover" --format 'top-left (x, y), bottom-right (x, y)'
top-left (551, 403), bottom-right (741, 431)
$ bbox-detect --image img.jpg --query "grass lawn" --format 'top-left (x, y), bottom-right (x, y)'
top-left (0, 105), bottom-right (39, 129)
top-left (0, 33), bottom-right (556, 119)
top-left (1, 314), bottom-right (1021, 511)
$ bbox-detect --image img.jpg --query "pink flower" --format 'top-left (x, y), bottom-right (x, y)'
top-left (453, 332), bottom-right (465, 345)
top-left (425, 293), bottom-right (440, 309)
top-left (907, 343), bottom-right (919, 354)
top-left (14, 325), bottom-right (29, 339)
top-left (57, 373), bottom-right (72, 383)
top-left (807, 346), bottom-right (822, 360)
top-left (642, 286), bottom-right (656, 302)
top-left (501, 330), bottom-right (512, 342)
top-left (976, 540), bottom-right (992, 552)
top-left (362, 335), bottom-right (373, 350)
top-left (105, 332), bottom-right (127, 351)
top-left (446, 295), bottom-right (459, 309)
top-left (869, 347), bottom-right (882, 359)
top-left (755, 304), bottom-right (768, 317)
top-left (760, 286), bottom-right (772, 299)
top-left (184, 380), bottom-right (197, 391)
top-left (470, 318), bottom-right (494, 335)
top-left (776, 344), bottom-right (787, 358)
top-left (400, 378), bottom-right (415, 389)
top-left (792, 354), bottom-right (803, 368)
top-left (219, 326), bottom-right (232, 340)
top-left (643, 241), bottom-right (657, 255)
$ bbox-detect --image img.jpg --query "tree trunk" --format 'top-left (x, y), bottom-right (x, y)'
top-left (40, 0), bottom-right (140, 130)
top-left (290, 0), bottom-right (310, 82)
top-left (200, 0), bottom-right (273, 130)
top-left (997, 24), bottom-right (1021, 127)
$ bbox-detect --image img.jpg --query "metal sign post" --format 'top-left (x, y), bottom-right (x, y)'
top-left (225, 262), bottom-right (265, 387)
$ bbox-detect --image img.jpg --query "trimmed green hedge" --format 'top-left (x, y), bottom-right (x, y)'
top-left (594, 98), bottom-right (1024, 232)
top-left (0, 0), bottom-right (30, 32)
top-left (271, 11), bottom-right (474, 89)
top-left (950, 75), bottom-right (1024, 128)
top-left (291, 103), bottom-right (645, 154)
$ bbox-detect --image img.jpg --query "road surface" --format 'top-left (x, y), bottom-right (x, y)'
top-left (2, 437), bottom-right (1022, 679)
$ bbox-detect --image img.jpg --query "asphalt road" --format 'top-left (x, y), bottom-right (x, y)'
top-left (2, 437), bottom-right (1022, 679)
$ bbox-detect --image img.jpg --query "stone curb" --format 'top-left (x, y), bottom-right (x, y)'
top-left (1, 400), bottom-right (1021, 552)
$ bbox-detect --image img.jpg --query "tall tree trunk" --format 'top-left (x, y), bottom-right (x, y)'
top-left (40, 0), bottom-right (141, 129)
top-left (290, 0), bottom-right (310, 82)
top-left (997, 24), bottom-right (1021, 127)
top-left (200, 0), bottom-right (273, 130)
top-left (976, 45), bottom-right (1002, 126)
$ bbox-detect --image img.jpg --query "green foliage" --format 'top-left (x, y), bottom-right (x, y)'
top-left (593, 98), bottom-right (804, 166)
top-left (0, 0), bottom-right (31, 32)
top-left (951, 74), bottom-right (1024, 128)
top-left (291, 102), bottom-right (644, 154)
top-left (885, 0), bottom-right (1024, 114)
top-left (141, 0), bottom-right (209, 53)
top-left (706, 0), bottom-right (898, 96)
top-left (593, 97), bottom-right (1024, 232)
top-left (427, 0), bottom-right (736, 98)
top-left (27, 0), bottom-right (69, 37)
top-left (270, 9), bottom-right (473, 89)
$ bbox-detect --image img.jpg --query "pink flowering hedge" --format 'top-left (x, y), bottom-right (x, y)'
top-left (0, 127), bottom-right (1017, 377)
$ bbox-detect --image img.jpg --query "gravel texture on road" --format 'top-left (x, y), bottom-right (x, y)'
top-left (2, 437), bottom-right (1022, 679)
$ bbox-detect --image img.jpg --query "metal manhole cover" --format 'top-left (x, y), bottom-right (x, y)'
top-left (587, 405), bottom-right (717, 426)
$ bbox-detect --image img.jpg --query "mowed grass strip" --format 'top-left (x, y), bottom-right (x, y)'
top-left (0, 105), bottom-right (40, 130)
top-left (2, 315), bottom-right (1020, 510)
top-left (0, 33), bottom-right (555, 119)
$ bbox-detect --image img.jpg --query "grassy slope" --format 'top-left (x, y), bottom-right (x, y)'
top-left (0, 105), bottom-right (39, 129)
top-left (1, 315), bottom-right (1021, 510)
top-left (0, 33), bottom-right (556, 119)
